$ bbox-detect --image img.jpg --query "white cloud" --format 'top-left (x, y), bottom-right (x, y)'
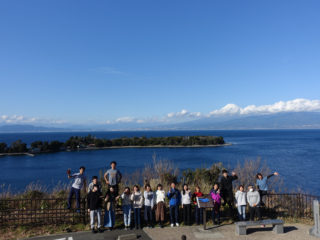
top-left (209, 98), bottom-right (320, 116)
top-left (0, 114), bottom-right (66, 125)
top-left (167, 109), bottom-right (202, 119)
top-left (105, 98), bottom-right (320, 125)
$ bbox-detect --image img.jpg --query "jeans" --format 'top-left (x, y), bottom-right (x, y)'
top-left (104, 208), bottom-right (115, 228)
top-left (169, 205), bottom-right (179, 224)
top-left (123, 205), bottom-right (132, 227)
top-left (195, 205), bottom-right (203, 224)
top-left (90, 209), bottom-right (101, 229)
top-left (237, 205), bottom-right (246, 221)
top-left (134, 208), bottom-right (141, 227)
top-left (144, 206), bottom-right (153, 226)
top-left (67, 187), bottom-right (80, 209)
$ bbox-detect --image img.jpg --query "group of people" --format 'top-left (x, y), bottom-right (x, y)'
top-left (66, 161), bottom-right (279, 233)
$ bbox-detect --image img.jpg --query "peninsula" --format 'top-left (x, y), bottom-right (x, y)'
top-left (0, 135), bottom-right (227, 157)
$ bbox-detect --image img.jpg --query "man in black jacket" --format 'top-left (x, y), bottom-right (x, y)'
top-left (87, 184), bottom-right (103, 233)
top-left (219, 169), bottom-right (238, 218)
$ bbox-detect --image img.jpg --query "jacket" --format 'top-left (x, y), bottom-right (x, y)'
top-left (235, 190), bottom-right (247, 206)
top-left (131, 191), bottom-right (143, 208)
top-left (210, 189), bottom-right (221, 205)
top-left (156, 190), bottom-right (166, 204)
top-left (220, 175), bottom-right (238, 198)
top-left (121, 193), bottom-right (132, 206)
top-left (181, 190), bottom-right (191, 205)
top-left (167, 188), bottom-right (181, 206)
top-left (144, 191), bottom-right (155, 208)
top-left (87, 191), bottom-right (102, 210)
top-left (247, 190), bottom-right (260, 207)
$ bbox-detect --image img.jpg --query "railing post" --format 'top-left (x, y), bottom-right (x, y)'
top-left (309, 200), bottom-right (320, 237)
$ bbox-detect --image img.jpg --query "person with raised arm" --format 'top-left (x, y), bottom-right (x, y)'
top-left (256, 171), bottom-right (279, 206)
top-left (219, 169), bottom-right (238, 218)
top-left (67, 166), bottom-right (87, 213)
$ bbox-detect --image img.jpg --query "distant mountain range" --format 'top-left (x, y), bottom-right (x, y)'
top-left (0, 112), bottom-right (319, 132)
top-left (164, 112), bottom-right (320, 130)
top-left (0, 124), bottom-right (67, 133)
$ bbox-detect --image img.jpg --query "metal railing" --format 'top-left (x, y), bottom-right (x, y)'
top-left (0, 193), bottom-right (319, 226)
top-left (264, 193), bottom-right (320, 219)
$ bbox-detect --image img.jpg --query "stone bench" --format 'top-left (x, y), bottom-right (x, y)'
top-left (235, 219), bottom-right (284, 235)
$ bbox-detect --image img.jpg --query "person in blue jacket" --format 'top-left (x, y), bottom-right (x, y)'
top-left (256, 171), bottom-right (279, 206)
top-left (167, 182), bottom-right (181, 227)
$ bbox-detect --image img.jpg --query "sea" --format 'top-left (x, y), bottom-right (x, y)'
top-left (0, 129), bottom-right (319, 195)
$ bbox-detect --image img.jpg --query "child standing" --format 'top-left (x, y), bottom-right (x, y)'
top-left (235, 185), bottom-right (247, 221)
top-left (155, 184), bottom-right (166, 228)
top-left (167, 182), bottom-right (181, 227)
top-left (131, 185), bottom-right (143, 229)
top-left (210, 183), bottom-right (221, 225)
top-left (247, 185), bottom-right (262, 224)
top-left (87, 176), bottom-right (102, 193)
top-left (104, 186), bottom-right (119, 231)
top-left (121, 187), bottom-right (132, 230)
top-left (192, 186), bottom-right (203, 225)
top-left (181, 184), bottom-right (192, 226)
top-left (87, 184), bottom-right (103, 233)
top-left (144, 184), bottom-right (154, 228)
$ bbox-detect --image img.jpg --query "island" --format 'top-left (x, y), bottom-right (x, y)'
top-left (0, 135), bottom-right (228, 157)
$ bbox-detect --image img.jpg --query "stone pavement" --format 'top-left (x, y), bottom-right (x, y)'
top-left (143, 223), bottom-right (318, 240)
top-left (24, 229), bottom-right (151, 240)
top-left (23, 223), bottom-right (318, 240)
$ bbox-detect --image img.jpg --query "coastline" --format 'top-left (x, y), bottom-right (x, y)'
top-left (0, 143), bottom-right (231, 157)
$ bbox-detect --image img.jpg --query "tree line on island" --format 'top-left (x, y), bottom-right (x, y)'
top-left (0, 135), bottom-right (225, 154)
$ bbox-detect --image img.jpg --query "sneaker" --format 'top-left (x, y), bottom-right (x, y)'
top-left (91, 229), bottom-right (97, 234)
top-left (176, 223), bottom-right (179, 227)
top-left (98, 228), bottom-right (103, 233)
top-left (171, 223), bottom-right (174, 227)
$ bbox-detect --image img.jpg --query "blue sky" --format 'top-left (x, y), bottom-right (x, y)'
top-left (0, 0), bottom-right (320, 125)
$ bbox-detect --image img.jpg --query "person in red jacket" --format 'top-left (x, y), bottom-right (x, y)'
top-left (192, 186), bottom-right (203, 225)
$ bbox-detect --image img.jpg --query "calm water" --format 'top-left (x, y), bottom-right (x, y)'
top-left (0, 130), bottom-right (319, 195)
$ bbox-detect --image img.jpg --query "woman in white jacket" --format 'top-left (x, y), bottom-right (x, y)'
top-left (131, 185), bottom-right (144, 229)
top-left (235, 185), bottom-right (247, 221)
top-left (155, 184), bottom-right (166, 228)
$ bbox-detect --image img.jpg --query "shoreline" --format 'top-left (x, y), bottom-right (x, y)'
top-left (0, 143), bottom-right (231, 157)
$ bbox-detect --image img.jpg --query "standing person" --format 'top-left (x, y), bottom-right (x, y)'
top-left (131, 185), bottom-right (143, 229)
top-left (181, 184), bottom-right (192, 226)
top-left (210, 183), bottom-right (221, 225)
top-left (155, 184), bottom-right (166, 228)
top-left (104, 161), bottom-right (122, 196)
top-left (220, 169), bottom-right (238, 218)
top-left (104, 186), bottom-right (119, 231)
top-left (192, 186), bottom-right (203, 225)
top-left (67, 166), bottom-right (87, 213)
top-left (144, 184), bottom-right (154, 228)
top-left (87, 176), bottom-right (102, 193)
top-left (121, 187), bottom-right (132, 230)
top-left (256, 172), bottom-right (279, 206)
top-left (247, 185), bottom-right (262, 225)
top-left (235, 185), bottom-right (247, 221)
top-left (87, 184), bottom-right (103, 233)
top-left (167, 182), bottom-right (181, 227)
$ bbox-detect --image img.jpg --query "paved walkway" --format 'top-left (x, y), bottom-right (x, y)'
top-left (23, 223), bottom-right (317, 240)
top-left (143, 223), bottom-right (317, 240)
